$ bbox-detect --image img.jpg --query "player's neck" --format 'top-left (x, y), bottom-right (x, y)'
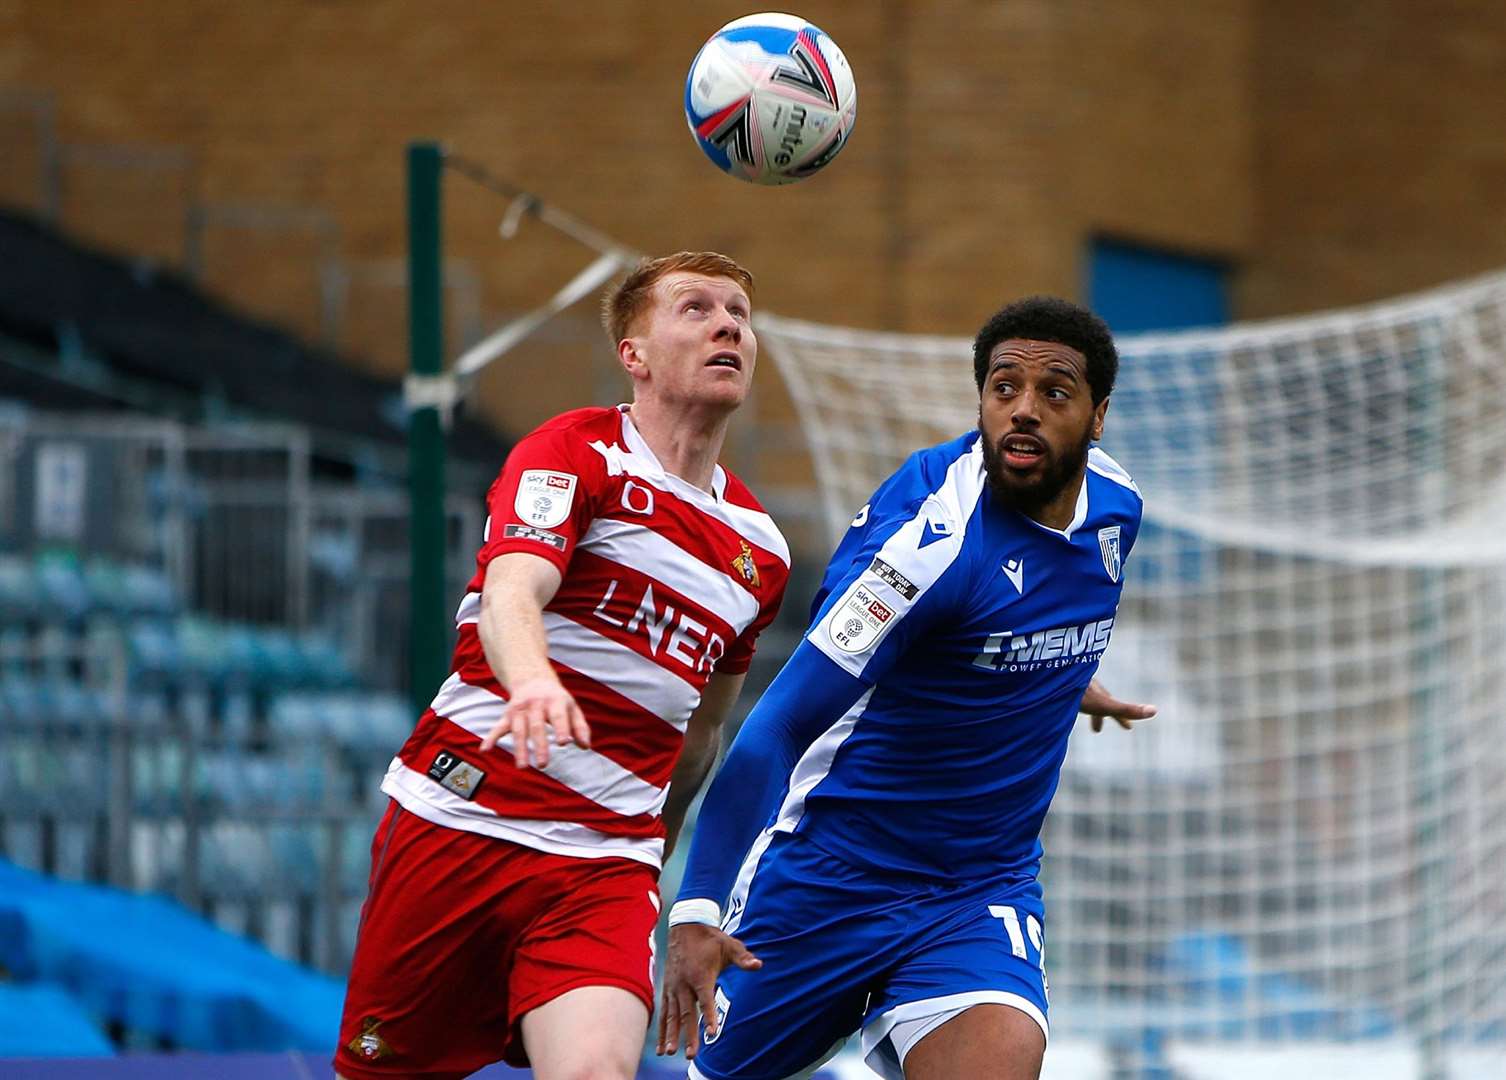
top-left (1025, 469), bottom-right (1085, 531)
top-left (626, 400), bottom-right (730, 493)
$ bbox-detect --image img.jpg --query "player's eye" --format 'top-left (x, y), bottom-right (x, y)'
top-left (1046, 387), bottom-right (1070, 401)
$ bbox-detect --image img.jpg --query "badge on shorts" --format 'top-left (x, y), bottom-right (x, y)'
top-left (348, 1017), bottom-right (394, 1061)
top-left (427, 749), bottom-right (487, 800)
top-left (515, 470), bottom-right (577, 529)
top-left (702, 986), bottom-right (731, 1046)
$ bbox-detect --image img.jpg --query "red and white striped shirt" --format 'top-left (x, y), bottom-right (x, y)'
top-left (382, 406), bottom-right (789, 868)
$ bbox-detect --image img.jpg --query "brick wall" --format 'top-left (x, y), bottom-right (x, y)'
top-left (2, 0), bottom-right (1502, 443)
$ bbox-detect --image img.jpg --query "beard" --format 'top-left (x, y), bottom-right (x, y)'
top-left (979, 420), bottom-right (1094, 516)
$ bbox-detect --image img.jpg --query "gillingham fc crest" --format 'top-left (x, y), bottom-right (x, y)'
top-left (1098, 526), bottom-right (1121, 583)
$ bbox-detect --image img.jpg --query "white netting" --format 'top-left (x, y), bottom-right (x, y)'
top-left (757, 272), bottom-right (1506, 1075)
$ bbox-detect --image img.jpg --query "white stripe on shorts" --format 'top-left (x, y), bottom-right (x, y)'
top-left (861, 990), bottom-right (1049, 1080)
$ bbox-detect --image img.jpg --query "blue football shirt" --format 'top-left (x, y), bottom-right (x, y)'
top-left (768, 431), bottom-right (1143, 881)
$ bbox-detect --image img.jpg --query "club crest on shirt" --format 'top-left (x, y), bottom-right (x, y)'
top-left (731, 540), bottom-right (761, 589)
top-left (515, 470), bottom-right (577, 529)
top-left (348, 1017), bottom-right (393, 1060)
top-left (1098, 525), bottom-right (1121, 583)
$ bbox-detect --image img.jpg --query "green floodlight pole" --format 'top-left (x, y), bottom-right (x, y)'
top-left (407, 142), bottom-right (449, 716)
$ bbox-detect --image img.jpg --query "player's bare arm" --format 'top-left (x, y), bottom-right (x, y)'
top-left (477, 552), bottom-right (592, 766)
top-left (663, 671), bottom-right (746, 859)
top-left (1079, 677), bottom-right (1157, 733)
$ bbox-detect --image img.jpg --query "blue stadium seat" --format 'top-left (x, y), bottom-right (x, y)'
top-left (1166, 932), bottom-right (1396, 1039)
top-left (253, 628), bottom-right (307, 687)
top-left (0, 981), bottom-right (114, 1057)
top-left (220, 690), bottom-right (255, 746)
top-left (198, 821), bottom-right (274, 895)
top-left (338, 822), bottom-right (375, 892)
top-left (34, 551), bottom-right (90, 623)
top-left (268, 825), bottom-right (321, 894)
top-left (119, 562), bottom-right (178, 616)
top-left (0, 856), bottom-right (345, 1051)
top-left (364, 692), bottom-right (413, 748)
top-left (175, 616), bottom-right (229, 684)
top-left (0, 673), bottom-right (44, 721)
top-left (126, 617), bottom-right (181, 683)
top-left (82, 556), bottom-right (128, 615)
top-left (0, 554), bottom-right (42, 620)
top-left (298, 633), bottom-right (355, 689)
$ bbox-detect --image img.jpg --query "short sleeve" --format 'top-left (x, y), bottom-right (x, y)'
top-left (805, 488), bottom-right (973, 686)
top-left (718, 570), bottom-right (789, 676)
top-left (477, 424), bottom-right (606, 575)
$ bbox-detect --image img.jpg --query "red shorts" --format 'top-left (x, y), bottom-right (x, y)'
top-left (334, 801), bottom-right (660, 1079)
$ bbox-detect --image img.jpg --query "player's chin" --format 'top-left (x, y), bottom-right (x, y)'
top-left (987, 467), bottom-right (1051, 505)
top-left (695, 376), bottom-right (749, 408)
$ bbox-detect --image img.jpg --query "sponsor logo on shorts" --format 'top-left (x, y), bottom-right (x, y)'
top-left (348, 1017), bottom-right (393, 1060)
top-left (502, 523), bottom-right (567, 551)
top-left (426, 748), bottom-right (487, 799)
top-left (869, 557), bottom-right (918, 601)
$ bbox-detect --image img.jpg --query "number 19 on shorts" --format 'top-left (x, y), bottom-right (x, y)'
top-left (988, 904), bottom-right (1049, 1000)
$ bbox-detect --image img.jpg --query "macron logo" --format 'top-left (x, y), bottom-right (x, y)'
top-left (1002, 558), bottom-right (1024, 595)
top-left (918, 517), bottom-right (952, 549)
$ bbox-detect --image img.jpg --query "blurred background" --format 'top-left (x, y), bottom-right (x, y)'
top-left (2, 2), bottom-right (1504, 1078)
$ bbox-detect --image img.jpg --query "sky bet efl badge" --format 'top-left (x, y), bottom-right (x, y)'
top-left (515, 470), bottom-right (576, 529)
top-left (829, 583), bottom-right (895, 652)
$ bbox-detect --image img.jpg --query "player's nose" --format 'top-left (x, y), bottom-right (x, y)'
top-left (1010, 388), bottom-right (1042, 424)
top-left (712, 310), bottom-right (742, 342)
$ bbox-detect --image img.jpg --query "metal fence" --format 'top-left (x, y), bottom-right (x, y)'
top-left (0, 410), bottom-right (487, 973)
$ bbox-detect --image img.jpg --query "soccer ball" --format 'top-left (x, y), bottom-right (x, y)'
top-left (684, 12), bottom-right (857, 185)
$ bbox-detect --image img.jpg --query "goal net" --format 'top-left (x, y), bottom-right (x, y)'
top-left (757, 273), bottom-right (1506, 1075)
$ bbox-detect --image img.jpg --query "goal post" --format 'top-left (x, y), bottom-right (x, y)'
top-left (402, 145), bottom-right (638, 716)
top-left (406, 141), bottom-right (449, 716)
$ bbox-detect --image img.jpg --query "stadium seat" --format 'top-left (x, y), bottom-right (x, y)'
top-left (0, 982), bottom-right (114, 1058)
top-left (34, 551), bottom-right (90, 623)
top-left (1165, 932), bottom-right (1396, 1039)
top-left (0, 555), bottom-right (42, 620)
top-left (0, 857), bottom-right (344, 1051)
top-left (126, 618), bottom-right (180, 683)
top-left (174, 617), bottom-right (228, 684)
top-left (118, 563), bottom-right (177, 616)
top-left (82, 557), bottom-right (127, 616)
top-left (267, 825), bottom-right (321, 894)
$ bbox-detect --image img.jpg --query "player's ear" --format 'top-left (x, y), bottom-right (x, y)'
top-left (1091, 396), bottom-right (1109, 441)
top-left (618, 337), bottom-right (649, 381)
